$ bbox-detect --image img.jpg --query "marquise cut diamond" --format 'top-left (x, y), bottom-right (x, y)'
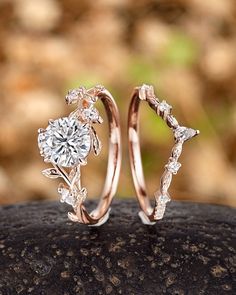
top-left (174, 126), bottom-right (199, 143)
top-left (38, 117), bottom-right (91, 167)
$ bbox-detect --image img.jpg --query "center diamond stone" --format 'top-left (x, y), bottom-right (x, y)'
top-left (38, 117), bottom-right (91, 167)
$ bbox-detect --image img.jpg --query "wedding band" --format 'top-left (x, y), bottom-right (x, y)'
top-left (38, 85), bottom-right (121, 226)
top-left (128, 84), bottom-right (199, 225)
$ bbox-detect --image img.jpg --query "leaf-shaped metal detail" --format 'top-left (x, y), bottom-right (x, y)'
top-left (160, 171), bottom-right (172, 193)
top-left (171, 143), bottom-right (183, 160)
top-left (68, 212), bottom-right (80, 222)
top-left (79, 158), bottom-right (87, 165)
top-left (42, 168), bottom-right (60, 179)
top-left (77, 187), bottom-right (87, 202)
top-left (91, 127), bottom-right (102, 156)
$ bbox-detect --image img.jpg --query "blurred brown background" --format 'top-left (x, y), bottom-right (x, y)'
top-left (0, 0), bottom-right (235, 207)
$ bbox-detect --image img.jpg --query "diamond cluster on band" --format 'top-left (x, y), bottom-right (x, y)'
top-left (139, 84), bottom-right (200, 221)
top-left (38, 86), bottom-right (103, 211)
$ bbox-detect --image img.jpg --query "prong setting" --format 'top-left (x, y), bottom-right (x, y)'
top-left (38, 86), bottom-right (104, 217)
top-left (38, 128), bottom-right (45, 134)
top-left (136, 84), bottom-right (199, 222)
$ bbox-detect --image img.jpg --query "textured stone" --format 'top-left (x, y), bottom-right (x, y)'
top-left (0, 200), bottom-right (235, 295)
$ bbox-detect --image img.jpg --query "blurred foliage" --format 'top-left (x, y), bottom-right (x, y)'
top-left (162, 32), bottom-right (199, 66)
top-left (128, 58), bottom-right (158, 84)
top-left (0, 0), bottom-right (235, 207)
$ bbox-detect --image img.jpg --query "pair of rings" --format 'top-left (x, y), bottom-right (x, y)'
top-left (38, 84), bottom-right (199, 226)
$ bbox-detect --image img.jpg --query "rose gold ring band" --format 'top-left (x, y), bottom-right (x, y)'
top-left (74, 89), bottom-right (122, 226)
top-left (128, 87), bottom-right (156, 224)
top-left (38, 86), bottom-right (121, 226)
top-left (128, 85), bottom-right (199, 225)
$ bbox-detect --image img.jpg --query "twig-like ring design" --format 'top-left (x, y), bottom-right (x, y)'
top-left (128, 84), bottom-right (199, 225)
top-left (38, 85), bottom-right (121, 226)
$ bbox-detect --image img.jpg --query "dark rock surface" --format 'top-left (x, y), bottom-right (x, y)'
top-left (0, 200), bottom-right (235, 295)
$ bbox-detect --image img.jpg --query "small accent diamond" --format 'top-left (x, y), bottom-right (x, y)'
top-left (58, 184), bottom-right (76, 206)
top-left (82, 107), bottom-right (100, 122)
top-left (65, 89), bottom-right (81, 105)
top-left (158, 193), bottom-right (171, 204)
top-left (166, 160), bottom-right (181, 174)
top-left (154, 192), bottom-right (170, 219)
top-left (155, 191), bottom-right (171, 205)
top-left (154, 191), bottom-right (171, 220)
top-left (158, 100), bottom-right (172, 114)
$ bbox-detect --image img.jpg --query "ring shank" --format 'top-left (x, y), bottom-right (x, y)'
top-left (128, 89), bottom-right (155, 222)
top-left (77, 89), bottom-right (121, 225)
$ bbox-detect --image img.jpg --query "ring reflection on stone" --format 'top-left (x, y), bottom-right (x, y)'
top-left (128, 84), bottom-right (200, 225)
top-left (38, 85), bottom-right (121, 226)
